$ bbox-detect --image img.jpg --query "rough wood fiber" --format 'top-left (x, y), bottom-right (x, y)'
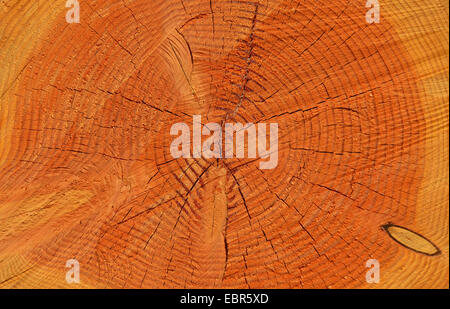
top-left (0, 0), bottom-right (448, 288)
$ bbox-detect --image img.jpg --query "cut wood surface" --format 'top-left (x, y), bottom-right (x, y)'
top-left (0, 0), bottom-right (448, 288)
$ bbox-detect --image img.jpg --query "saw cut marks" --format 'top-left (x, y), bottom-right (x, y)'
top-left (0, 0), bottom-right (448, 288)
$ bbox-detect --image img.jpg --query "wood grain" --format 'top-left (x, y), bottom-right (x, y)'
top-left (0, 0), bottom-right (448, 288)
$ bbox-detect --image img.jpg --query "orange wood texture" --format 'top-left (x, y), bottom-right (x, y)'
top-left (0, 0), bottom-right (448, 288)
